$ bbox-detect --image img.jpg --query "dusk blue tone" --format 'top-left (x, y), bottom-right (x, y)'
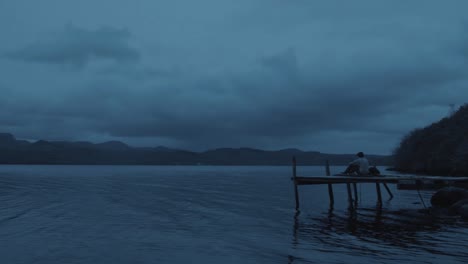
top-left (1, 1), bottom-right (468, 263)
top-left (2, 1), bottom-right (468, 154)
top-left (0, 165), bottom-right (466, 263)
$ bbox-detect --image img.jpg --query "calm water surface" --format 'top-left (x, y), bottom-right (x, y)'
top-left (0, 165), bottom-right (466, 264)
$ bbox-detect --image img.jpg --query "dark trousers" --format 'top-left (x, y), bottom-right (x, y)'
top-left (343, 165), bottom-right (381, 176)
top-left (344, 164), bottom-right (360, 174)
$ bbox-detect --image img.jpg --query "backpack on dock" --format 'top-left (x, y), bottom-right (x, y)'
top-left (369, 166), bottom-right (381, 176)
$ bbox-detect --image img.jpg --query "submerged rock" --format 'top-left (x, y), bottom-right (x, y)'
top-left (431, 187), bottom-right (468, 219)
top-left (449, 199), bottom-right (468, 219)
top-left (458, 205), bottom-right (468, 220)
top-left (430, 187), bottom-right (468, 208)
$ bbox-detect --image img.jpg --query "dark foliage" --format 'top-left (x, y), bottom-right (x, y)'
top-left (393, 104), bottom-right (468, 175)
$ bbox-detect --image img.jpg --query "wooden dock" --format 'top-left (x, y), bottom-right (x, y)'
top-left (291, 157), bottom-right (468, 211)
top-left (294, 175), bottom-right (468, 185)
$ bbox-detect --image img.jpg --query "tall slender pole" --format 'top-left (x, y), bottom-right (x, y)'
top-left (292, 156), bottom-right (300, 211)
top-left (326, 160), bottom-right (334, 206)
top-left (347, 183), bottom-right (354, 208)
top-left (353, 183), bottom-right (358, 205)
top-left (376, 182), bottom-right (382, 206)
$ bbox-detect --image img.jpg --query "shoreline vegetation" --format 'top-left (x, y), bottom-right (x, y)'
top-left (393, 104), bottom-right (468, 176)
top-left (0, 133), bottom-right (392, 166)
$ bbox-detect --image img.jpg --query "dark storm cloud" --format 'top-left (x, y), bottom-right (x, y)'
top-left (5, 24), bottom-right (139, 68)
top-left (4, 33), bottom-right (466, 152)
top-left (21, 39), bottom-right (463, 151)
top-left (2, 0), bottom-right (468, 153)
top-left (96, 65), bottom-right (180, 81)
top-left (2, 41), bottom-right (467, 152)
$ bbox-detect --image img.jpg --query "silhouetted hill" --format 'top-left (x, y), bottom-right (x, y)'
top-left (0, 133), bottom-right (392, 165)
top-left (0, 133), bottom-right (20, 148)
top-left (153, 146), bottom-right (181, 152)
top-left (277, 148), bottom-right (308, 154)
top-left (393, 103), bottom-right (468, 175)
top-left (95, 141), bottom-right (130, 151)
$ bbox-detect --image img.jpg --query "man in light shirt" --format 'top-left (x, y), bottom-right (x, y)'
top-left (343, 152), bottom-right (370, 175)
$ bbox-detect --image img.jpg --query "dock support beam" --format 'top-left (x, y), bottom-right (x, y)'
top-left (383, 183), bottom-right (394, 199)
top-left (326, 160), bottom-right (334, 207)
top-left (292, 156), bottom-right (300, 211)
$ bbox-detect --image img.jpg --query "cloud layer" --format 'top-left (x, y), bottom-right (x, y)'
top-left (1, 0), bottom-right (468, 154)
top-left (6, 24), bottom-right (139, 68)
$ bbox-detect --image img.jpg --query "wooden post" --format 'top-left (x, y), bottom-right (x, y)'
top-left (376, 182), bottom-right (382, 206)
top-left (326, 160), bottom-right (334, 206)
top-left (383, 183), bottom-right (394, 199)
top-left (292, 156), bottom-right (300, 211)
top-left (353, 183), bottom-right (358, 204)
top-left (346, 183), bottom-right (354, 207)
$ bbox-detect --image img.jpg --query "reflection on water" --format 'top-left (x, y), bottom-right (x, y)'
top-left (291, 203), bottom-right (468, 263)
top-left (295, 207), bottom-right (437, 246)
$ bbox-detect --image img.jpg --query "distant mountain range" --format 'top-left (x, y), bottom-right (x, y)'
top-left (0, 133), bottom-right (392, 166)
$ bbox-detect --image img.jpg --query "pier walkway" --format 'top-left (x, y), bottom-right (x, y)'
top-left (291, 157), bottom-right (468, 211)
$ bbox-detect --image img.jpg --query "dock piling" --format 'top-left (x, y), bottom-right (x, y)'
top-left (376, 183), bottom-right (382, 206)
top-left (346, 183), bottom-right (354, 207)
top-left (326, 160), bottom-right (334, 206)
top-left (292, 156), bottom-right (300, 211)
top-left (353, 183), bottom-right (358, 204)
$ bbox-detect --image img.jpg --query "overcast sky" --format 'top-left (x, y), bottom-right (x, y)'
top-left (1, 0), bottom-right (467, 154)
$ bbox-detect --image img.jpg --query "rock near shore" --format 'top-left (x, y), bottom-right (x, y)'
top-left (431, 187), bottom-right (468, 219)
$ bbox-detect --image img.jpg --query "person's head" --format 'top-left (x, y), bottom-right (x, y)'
top-left (356, 152), bottom-right (364, 158)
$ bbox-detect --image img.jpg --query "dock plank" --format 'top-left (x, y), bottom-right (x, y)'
top-left (295, 175), bottom-right (468, 185)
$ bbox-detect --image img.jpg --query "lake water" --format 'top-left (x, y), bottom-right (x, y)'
top-left (0, 165), bottom-right (467, 264)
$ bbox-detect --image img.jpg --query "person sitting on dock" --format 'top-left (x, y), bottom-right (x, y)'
top-left (343, 152), bottom-right (369, 175)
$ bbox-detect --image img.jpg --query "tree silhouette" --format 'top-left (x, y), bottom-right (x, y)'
top-left (393, 104), bottom-right (468, 175)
